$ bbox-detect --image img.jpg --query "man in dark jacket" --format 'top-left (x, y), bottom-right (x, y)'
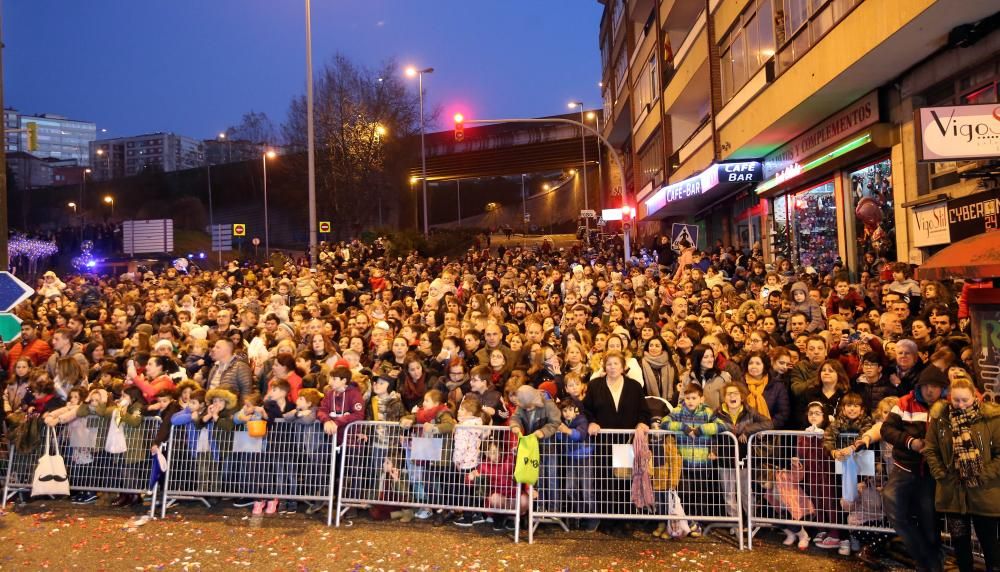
top-left (880, 365), bottom-right (948, 572)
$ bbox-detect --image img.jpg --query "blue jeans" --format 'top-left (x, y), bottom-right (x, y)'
top-left (882, 468), bottom-right (942, 572)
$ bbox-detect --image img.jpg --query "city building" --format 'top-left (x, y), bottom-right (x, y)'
top-left (6, 152), bottom-right (54, 190)
top-left (89, 132), bottom-right (205, 180)
top-left (3, 109), bottom-right (97, 165)
top-left (598, 0), bottom-right (999, 275)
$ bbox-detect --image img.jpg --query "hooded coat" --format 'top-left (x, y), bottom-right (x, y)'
top-left (786, 281), bottom-right (825, 333)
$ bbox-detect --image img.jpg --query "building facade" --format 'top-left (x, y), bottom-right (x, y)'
top-left (598, 0), bottom-right (999, 275)
top-left (89, 132), bottom-right (205, 180)
top-left (204, 137), bottom-right (264, 165)
top-left (4, 109), bottom-right (97, 165)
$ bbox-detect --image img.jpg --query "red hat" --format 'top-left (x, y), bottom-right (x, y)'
top-left (334, 358), bottom-right (351, 370)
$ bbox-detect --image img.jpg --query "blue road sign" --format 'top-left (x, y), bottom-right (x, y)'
top-left (0, 272), bottom-right (34, 312)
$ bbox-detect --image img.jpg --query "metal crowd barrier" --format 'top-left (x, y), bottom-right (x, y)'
top-left (527, 429), bottom-right (744, 547)
top-left (2, 416), bottom-right (163, 517)
top-left (160, 419), bottom-right (337, 525)
top-left (746, 430), bottom-right (894, 549)
top-left (336, 421), bottom-right (523, 541)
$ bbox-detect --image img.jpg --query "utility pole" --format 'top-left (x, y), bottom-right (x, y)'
top-left (0, 0), bottom-right (8, 271)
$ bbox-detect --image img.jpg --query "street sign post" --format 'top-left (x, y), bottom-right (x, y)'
top-left (0, 313), bottom-right (22, 342)
top-left (233, 223), bottom-right (246, 237)
top-left (0, 272), bottom-right (34, 311)
top-left (0, 272), bottom-right (34, 342)
top-left (671, 223), bottom-right (699, 251)
top-left (580, 209), bottom-right (596, 218)
top-left (319, 221), bottom-right (331, 233)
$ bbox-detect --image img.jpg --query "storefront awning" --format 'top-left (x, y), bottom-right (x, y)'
top-left (640, 161), bottom-right (762, 220)
top-left (915, 231), bottom-right (1000, 281)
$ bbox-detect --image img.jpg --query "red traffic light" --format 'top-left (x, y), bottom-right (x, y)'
top-left (454, 113), bottom-right (465, 142)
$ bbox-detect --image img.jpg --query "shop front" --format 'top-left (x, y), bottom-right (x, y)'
top-left (638, 160), bottom-right (763, 250)
top-left (756, 91), bottom-right (898, 277)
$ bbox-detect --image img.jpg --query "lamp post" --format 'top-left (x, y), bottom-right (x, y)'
top-left (95, 148), bottom-right (111, 180)
top-left (103, 195), bottom-right (114, 218)
top-left (206, 137), bottom-right (218, 266)
top-left (569, 101), bottom-right (590, 244)
top-left (406, 65), bottom-right (434, 236)
top-left (409, 176), bottom-right (419, 230)
top-left (81, 168), bottom-right (90, 242)
top-left (305, 0), bottom-right (318, 267)
top-left (587, 111), bottom-right (604, 212)
top-left (67, 202), bottom-right (77, 213)
top-left (262, 150), bottom-right (276, 258)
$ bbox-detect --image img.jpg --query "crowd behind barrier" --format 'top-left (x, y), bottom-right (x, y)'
top-left (0, 233), bottom-right (996, 571)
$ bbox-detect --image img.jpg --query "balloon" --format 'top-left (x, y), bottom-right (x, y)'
top-left (855, 197), bottom-right (882, 230)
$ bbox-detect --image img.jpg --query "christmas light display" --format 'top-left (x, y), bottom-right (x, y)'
top-left (8, 234), bottom-right (58, 261)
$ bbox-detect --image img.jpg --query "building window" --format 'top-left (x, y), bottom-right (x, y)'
top-left (611, 0), bottom-right (624, 42)
top-left (772, 179), bottom-right (838, 274)
top-left (721, 0), bottom-right (776, 103)
top-left (775, 0), bottom-right (862, 75)
top-left (849, 158), bottom-right (895, 267)
top-left (614, 50), bottom-right (628, 100)
top-left (633, 54), bottom-right (658, 121)
top-left (637, 131), bottom-right (664, 189)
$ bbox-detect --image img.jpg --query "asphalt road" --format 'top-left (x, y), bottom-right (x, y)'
top-left (0, 497), bottom-right (890, 571)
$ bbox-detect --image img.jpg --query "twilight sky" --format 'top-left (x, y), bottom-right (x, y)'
top-left (4, 1), bottom-right (604, 140)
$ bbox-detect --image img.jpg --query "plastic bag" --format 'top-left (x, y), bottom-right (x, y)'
top-left (513, 435), bottom-right (540, 485)
top-left (105, 409), bottom-right (127, 454)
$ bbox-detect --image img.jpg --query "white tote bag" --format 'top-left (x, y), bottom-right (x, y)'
top-left (32, 427), bottom-right (70, 497)
top-left (105, 409), bottom-right (128, 454)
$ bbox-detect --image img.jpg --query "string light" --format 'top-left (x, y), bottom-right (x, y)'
top-left (8, 234), bottom-right (58, 261)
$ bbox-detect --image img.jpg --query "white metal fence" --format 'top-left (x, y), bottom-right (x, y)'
top-left (3, 416), bottom-right (163, 517)
top-left (335, 421), bottom-right (523, 540)
top-left (160, 420), bottom-right (337, 524)
top-left (526, 429), bottom-right (745, 546)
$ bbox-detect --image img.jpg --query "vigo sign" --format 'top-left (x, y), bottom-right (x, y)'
top-left (917, 103), bottom-right (1000, 161)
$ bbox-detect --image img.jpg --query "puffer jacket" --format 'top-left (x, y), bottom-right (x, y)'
top-left (510, 399), bottom-right (561, 439)
top-left (881, 391), bottom-right (938, 474)
top-left (787, 281), bottom-right (825, 333)
top-left (925, 401), bottom-right (1000, 516)
top-left (736, 300), bottom-right (764, 325)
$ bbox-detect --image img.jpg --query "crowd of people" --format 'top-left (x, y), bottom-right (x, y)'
top-left (0, 233), bottom-right (996, 572)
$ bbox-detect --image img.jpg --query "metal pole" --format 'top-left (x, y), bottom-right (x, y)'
top-left (79, 173), bottom-right (85, 243)
top-left (305, 0), bottom-right (318, 267)
top-left (0, 0), bottom-right (7, 270)
top-left (595, 114), bottom-right (604, 213)
top-left (262, 154), bottom-right (270, 258)
top-left (456, 179), bottom-right (461, 226)
top-left (579, 107), bottom-right (589, 245)
top-left (521, 174), bottom-right (527, 246)
top-left (418, 72), bottom-right (429, 236)
top-left (207, 161), bottom-right (218, 267)
top-left (464, 117), bottom-right (632, 263)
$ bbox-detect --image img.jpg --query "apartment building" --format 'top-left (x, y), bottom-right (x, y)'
top-left (89, 132), bottom-right (204, 180)
top-left (599, 0), bottom-right (999, 274)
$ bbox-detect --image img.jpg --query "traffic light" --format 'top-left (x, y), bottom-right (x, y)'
top-left (621, 205), bottom-right (632, 223)
top-left (454, 113), bottom-right (464, 142)
top-left (26, 122), bottom-right (38, 152)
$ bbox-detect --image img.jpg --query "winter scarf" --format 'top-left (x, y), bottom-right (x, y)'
top-left (949, 402), bottom-right (985, 488)
top-left (631, 430), bottom-right (654, 509)
top-left (641, 351), bottom-right (673, 402)
top-left (401, 375), bottom-right (427, 407)
top-left (414, 403), bottom-right (449, 424)
top-left (745, 374), bottom-right (771, 419)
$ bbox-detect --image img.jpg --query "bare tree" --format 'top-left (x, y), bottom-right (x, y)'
top-left (283, 54), bottom-right (432, 231)
top-left (226, 110), bottom-right (278, 146)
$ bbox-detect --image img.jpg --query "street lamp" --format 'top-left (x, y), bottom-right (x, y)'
top-left (406, 65), bottom-right (434, 236)
top-left (262, 150), bottom-right (277, 258)
top-left (103, 195), bottom-right (115, 218)
top-left (67, 202), bottom-right (77, 213)
top-left (586, 111), bottom-right (604, 212)
top-left (569, 101), bottom-right (590, 243)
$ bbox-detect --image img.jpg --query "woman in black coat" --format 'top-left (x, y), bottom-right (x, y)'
top-left (583, 350), bottom-right (652, 536)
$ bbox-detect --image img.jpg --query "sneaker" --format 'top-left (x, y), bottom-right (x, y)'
top-left (232, 498), bottom-right (255, 508)
top-left (265, 499), bottom-right (279, 514)
top-left (492, 517), bottom-right (507, 532)
top-left (73, 492), bottom-right (98, 505)
top-left (688, 524), bottom-right (702, 538)
top-left (399, 509), bottom-right (414, 523)
top-left (252, 501), bottom-right (265, 515)
top-left (414, 508), bottom-right (433, 520)
top-left (470, 513), bottom-right (487, 525)
top-left (813, 531), bottom-right (827, 545)
top-left (817, 536), bottom-right (842, 549)
top-left (454, 513), bottom-right (476, 527)
top-left (582, 518), bottom-right (600, 532)
top-left (285, 501), bottom-right (299, 513)
top-left (838, 540), bottom-right (851, 556)
top-left (797, 529), bottom-right (810, 550)
top-left (653, 522), bottom-right (666, 538)
top-left (504, 518), bottom-right (516, 531)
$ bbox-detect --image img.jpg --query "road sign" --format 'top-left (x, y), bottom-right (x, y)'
top-left (580, 209), bottom-right (596, 218)
top-left (0, 272), bottom-right (34, 312)
top-left (523, 213), bottom-right (531, 223)
top-left (233, 224), bottom-right (246, 237)
top-left (252, 237), bottom-right (261, 247)
top-left (319, 221), bottom-right (331, 233)
top-left (210, 224), bottom-right (233, 252)
top-left (0, 313), bottom-right (23, 342)
top-left (671, 223), bottom-right (699, 251)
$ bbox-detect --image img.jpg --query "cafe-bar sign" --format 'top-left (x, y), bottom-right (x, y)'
top-left (917, 103), bottom-right (1000, 161)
